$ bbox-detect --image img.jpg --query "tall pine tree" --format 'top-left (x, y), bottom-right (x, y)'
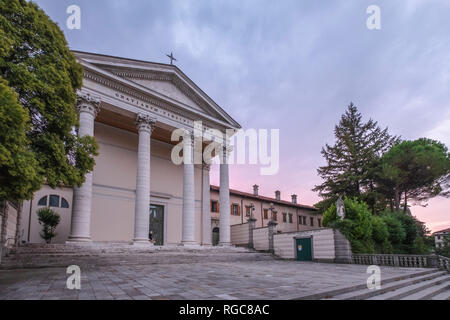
top-left (313, 103), bottom-right (398, 211)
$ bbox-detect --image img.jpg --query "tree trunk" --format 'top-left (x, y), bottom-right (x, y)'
top-left (394, 188), bottom-right (400, 211)
top-left (403, 191), bottom-right (408, 213)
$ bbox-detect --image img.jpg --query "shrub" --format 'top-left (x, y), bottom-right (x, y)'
top-left (322, 203), bottom-right (338, 227)
top-left (381, 212), bottom-right (406, 247)
top-left (37, 207), bottom-right (60, 243)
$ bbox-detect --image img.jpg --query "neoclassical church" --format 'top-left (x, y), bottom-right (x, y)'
top-left (20, 51), bottom-right (241, 246)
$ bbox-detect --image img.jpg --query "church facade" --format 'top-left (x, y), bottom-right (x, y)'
top-left (21, 51), bottom-right (240, 246)
top-left (18, 52), bottom-right (321, 247)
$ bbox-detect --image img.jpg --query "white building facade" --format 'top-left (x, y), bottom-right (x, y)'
top-left (20, 51), bottom-right (241, 246)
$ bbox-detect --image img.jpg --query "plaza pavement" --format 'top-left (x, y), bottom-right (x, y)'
top-left (0, 245), bottom-right (429, 300)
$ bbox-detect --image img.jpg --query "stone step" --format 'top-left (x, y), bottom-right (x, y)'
top-left (431, 289), bottom-right (450, 300)
top-left (296, 269), bottom-right (438, 300)
top-left (367, 274), bottom-right (450, 300)
top-left (401, 281), bottom-right (450, 300)
top-left (0, 246), bottom-right (275, 270)
top-left (324, 270), bottom-right (448, 300)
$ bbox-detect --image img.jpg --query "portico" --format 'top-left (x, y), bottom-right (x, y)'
top-left (28, 51), bottom-right (241, 245)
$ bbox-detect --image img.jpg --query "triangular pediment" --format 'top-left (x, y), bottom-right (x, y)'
top-left (123, 78), bottom-right (205, 113)
top-left (73, 51), bottom-right (241, 130)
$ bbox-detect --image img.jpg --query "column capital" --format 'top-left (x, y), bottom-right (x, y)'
top-left (136, 114), bottom-right (157, 133)
top-left (76, 92), bottom-right (101, 117)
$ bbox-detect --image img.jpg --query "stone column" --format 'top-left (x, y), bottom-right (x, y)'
top-left (133, 114), bottom-right (156, 243)
top-left (219, 145), bottom-right (231, 246)
top-left (68, 94), bottom-right (100, 243)
top-left (182, 133), bottom-right (197, 245)
top-left (201, 163), bottom-right (212, 246)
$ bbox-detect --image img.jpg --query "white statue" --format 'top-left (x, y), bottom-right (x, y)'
top-left (336, 196), bottom-right (345, 219)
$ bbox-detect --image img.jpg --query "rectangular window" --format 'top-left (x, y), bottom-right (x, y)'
top-left (303, 216), bottom-right (307, 225)
top-left (263, 209), bottom-right (268, 219)
top-left (232, 204), bottom-right (240, 216)
top-left (310, 217), bottom-right (314, 227)
top-left (211, 200), bottom-right (219, 213)
top-left (273, 212), bottom-right (278, 221)
top-left (318, 218), bottom-right (322, 227)
top-left (288, 213), bottom-right (293, 224)
top-left (282, 213), bottom-right (287, 223)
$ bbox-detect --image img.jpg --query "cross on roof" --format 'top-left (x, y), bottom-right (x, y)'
top-left (166, 52), bottom-right (177, 65)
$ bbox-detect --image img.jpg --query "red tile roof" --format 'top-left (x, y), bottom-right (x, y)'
top-left (433, 228), bottom-right (450, 235)
top-left (210, 185), bottom-right (318, 211)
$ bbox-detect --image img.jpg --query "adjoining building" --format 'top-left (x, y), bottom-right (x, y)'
top-left (210, 185), bottom-right (321, 245)
top-left (434, 228), bottom-right (450, 249)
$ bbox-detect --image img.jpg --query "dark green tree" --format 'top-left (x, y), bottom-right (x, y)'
top-left (313, 103), bottom-right (398, 212)
top-left (378, 138), bottom-right (450, 212)
top-left (37, 207), bottom-right (60, 243)
top-left (0, 0), bottom-right (98, 200)
top-left (0, 77), bottom-right (41, 201)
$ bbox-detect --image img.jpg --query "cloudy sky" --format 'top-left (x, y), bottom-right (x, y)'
top-left (35, 0), bottom-right (450, 232)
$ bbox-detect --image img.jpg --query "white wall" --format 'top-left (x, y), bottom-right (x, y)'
top-left (230, 223), bottom-right (250, 246)
top-left (273, 228), bottom-right (336, 260)
top-left (253, 227), bottom-right (269, 251)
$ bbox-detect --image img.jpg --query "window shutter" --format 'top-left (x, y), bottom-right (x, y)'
top-left (210, 200), bottom-right (213, 212)
top-left (217, 201), bottom-right (220, 213)
top-left (230, 204), bottom-right (233, 215)
top-left (238, 205), bottom-right (241, 216)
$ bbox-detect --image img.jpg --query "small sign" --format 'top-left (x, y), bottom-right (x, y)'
top-left (298, 245), bottom-right (302, 251)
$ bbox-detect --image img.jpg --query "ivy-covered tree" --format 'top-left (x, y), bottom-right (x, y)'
top-left (0, 0), bottom-right (98, 201)
top-left (313, 103), bottom-right (398, 212)
top-left (378, 138), bottom-right (450, 212)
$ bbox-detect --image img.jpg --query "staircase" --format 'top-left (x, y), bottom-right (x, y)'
top-left (0, 243), bottom-right (274, 270)
top-left (319, 269), bottom-right (450, 300)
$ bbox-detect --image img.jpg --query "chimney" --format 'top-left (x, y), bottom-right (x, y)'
top-left (291, 194), bottom-right (297, 204)
top-left (253, 185), bottom-right (259, 196)
top-left (275, 190), bottom-right (281, 201)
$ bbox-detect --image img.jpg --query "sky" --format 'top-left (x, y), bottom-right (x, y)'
top-left (34, 0), bottom-right (450, 232)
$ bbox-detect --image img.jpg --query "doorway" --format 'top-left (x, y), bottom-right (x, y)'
top-left (295, 237), bottom-right (312, 261)
top-left (149, 205), bottom-right (164, 246)
top-left (212, 227), bottom-right (220, 246)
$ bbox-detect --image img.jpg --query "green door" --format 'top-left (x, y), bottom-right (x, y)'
top-left (296, 238), bottom-right (312, 261)
top-left (149, 205), bottom-right (164, 245)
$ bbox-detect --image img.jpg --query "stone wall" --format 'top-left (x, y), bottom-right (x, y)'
top-left (253, 227), bottom-right (269, 251)
top-left (230, 223), bottom-right (250, 246)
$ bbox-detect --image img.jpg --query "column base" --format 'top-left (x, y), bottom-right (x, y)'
top-left (219, 242), bottom-right (232, 247)
top-left (66, 236), bottom-right (92, 244)
top-left (180, 241), bottom-right (200, 248)
top-left (133, 238), bottom-right (152, 245)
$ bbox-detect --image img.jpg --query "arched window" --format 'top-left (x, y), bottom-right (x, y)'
top-left (38, 196), bottom-right (48, 206)
top-left (61, 197), bottom-right (69, 208)
top-left (49, 195), bottom-right (60, 207)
